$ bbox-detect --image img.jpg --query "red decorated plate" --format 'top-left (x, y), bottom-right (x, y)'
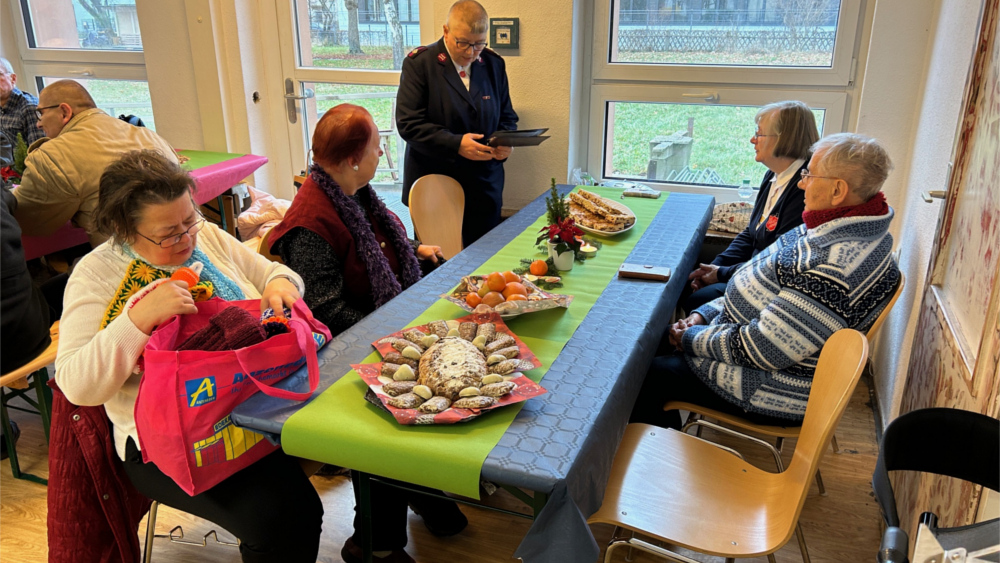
top-left (357, 311), bottom-right (547, 425)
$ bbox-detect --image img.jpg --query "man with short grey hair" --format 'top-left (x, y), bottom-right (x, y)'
top-left (0, 57), bottom-right (44, 167)
top-left (13, 79), bottom-right (177, 247)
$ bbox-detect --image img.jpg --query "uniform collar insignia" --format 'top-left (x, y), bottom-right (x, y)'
top-left (437, 53), bottom-right (447, 62)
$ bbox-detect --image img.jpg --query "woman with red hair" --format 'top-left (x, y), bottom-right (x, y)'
top-left (268, 104), bottom-right (460, 563)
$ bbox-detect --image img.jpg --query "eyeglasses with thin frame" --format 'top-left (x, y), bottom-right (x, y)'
top-left (752, 131), bottom-right (777, 141)
top-left (34, 105), bottom-right (61, 120)
top-left (454, 39), bottom-right (488, 52)
top-left (137, 215), bottom-right (207, 248)
top-left (799, 169), bottom-right (842, 183)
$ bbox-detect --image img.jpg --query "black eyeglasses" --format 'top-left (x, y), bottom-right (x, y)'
top-left (454, 39), bottom-right (488, 52)
top-left (137, 216), bottom-right (207, 248)
top-left (34, 105), bottom-right (61, 119)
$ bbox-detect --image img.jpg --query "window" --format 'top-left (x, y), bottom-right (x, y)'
top-left (10, 0), bottom-right (151, 127)
top-left (37, 77), bottom-right (155, 130)
top-left (587, 0), bottom-right (862, 194)
top-left (295, 0), bottom-right (422, 71)
top-left (21, 0), bottom-right (143, 51)
top-left (272, 0), bottom-right (428, 195)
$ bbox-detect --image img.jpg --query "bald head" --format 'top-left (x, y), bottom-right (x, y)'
top-left (39, 80), bottom-right (97, 112)
top-left (446, 0), bottom-right (488, 34)
top-left (37, 80), bottom-right (97, 138)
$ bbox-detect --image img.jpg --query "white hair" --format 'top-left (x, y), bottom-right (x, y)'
top-left (811, 133), bottom-right (894, 201)
top-left (0, 58), bottom-right (13, 75)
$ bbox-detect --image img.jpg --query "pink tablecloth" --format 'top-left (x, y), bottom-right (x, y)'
top-left (20, 151), bottom-right (268, 261)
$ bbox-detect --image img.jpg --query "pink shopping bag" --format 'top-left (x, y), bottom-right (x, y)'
top-left (135, 298), bottom-right (331, 496)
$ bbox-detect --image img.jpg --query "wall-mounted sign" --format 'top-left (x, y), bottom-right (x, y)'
top-left (490, 18), bottom-right (519, 50)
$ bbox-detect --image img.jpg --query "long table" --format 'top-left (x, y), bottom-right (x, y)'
top-left (232, 185), bottom-right (713, 562)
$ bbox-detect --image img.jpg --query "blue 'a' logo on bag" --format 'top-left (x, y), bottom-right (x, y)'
top-left (185, 377), bottom-right (217, 407)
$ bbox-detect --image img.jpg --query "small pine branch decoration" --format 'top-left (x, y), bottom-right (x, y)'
top-left (544, 177), bottom-right (571, 225)
top-left (13, 133), bottom-right (28, 175)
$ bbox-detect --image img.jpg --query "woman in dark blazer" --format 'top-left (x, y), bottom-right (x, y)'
top-left (685, 100), bottom-right (820, 312)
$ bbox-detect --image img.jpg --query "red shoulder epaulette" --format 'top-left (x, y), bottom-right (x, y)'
top-left (407, 46), bottom-right (428, 58)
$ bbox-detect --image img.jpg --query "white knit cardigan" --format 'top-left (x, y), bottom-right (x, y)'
top-left (55, 224), bottom-right (305, 460)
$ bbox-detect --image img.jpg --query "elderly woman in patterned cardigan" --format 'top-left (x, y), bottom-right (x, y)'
top-left (268, 103), bottom-right (461, 563)
top-left (632, 133), bottom-right (901, 429)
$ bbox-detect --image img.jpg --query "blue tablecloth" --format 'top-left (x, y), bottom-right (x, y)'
top-left (232, 186), bottom-right (713, 563)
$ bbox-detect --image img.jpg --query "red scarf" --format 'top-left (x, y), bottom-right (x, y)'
top-left (802, 192), bottom-right (889, 229)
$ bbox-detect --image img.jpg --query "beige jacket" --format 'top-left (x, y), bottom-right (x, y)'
top-left (13, 108), bottom-right (177, 247)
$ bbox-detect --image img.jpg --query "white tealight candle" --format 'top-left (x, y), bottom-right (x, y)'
top-left (580, 244), bottom-right (597, 259)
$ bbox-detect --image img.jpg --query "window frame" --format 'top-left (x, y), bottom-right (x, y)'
top-left (592, 0), bottom-right (863, 86)
top-left (585, 0), bottom-right (865, 198)
top-left (11, 0), bottom-right (146, 66)
top-left (588, 85), bottom-right (847, 198)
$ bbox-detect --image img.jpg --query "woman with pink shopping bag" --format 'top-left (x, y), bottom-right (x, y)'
top-left (55, 150), bottom-right (323, 563)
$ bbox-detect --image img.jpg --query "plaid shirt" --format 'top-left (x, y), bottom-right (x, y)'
top-left (1, 88), bottom-right (45, 150)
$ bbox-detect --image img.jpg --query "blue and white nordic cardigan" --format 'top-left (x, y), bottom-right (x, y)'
top-left (682, 209), bottom-right (900, 421)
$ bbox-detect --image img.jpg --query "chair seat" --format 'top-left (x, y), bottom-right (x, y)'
top-left (664, 400), bottom-right (802, 439)
top-left (0, 322), bottom-right (59, 387)
top-left (589, 423), bottom-right (802, 558)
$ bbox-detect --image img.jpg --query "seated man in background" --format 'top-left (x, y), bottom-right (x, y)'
top-left (13, 80), bottom-right (177, 247)
top-left (632, 133), bottom-right (901, 429)
top-left (1, 57), bottom-right (45, 154)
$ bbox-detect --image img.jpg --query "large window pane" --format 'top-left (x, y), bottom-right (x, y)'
top-left (303, 83), bottom-right (402, 188)
top-left (604, 101), bottom-right (825, 188)
top-left (611, 0), bottom-right (841, 68)
top-left (294, 0), bottom-right (421, 70)
top-left (24, 0), bottom-right (142, 51)
top-left (39, 77), bottom-right (155, 130)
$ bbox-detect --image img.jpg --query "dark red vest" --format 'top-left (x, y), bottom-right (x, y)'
top-left (269, 176), bottom-right (404, 316)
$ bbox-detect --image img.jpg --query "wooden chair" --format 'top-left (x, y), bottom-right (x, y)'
top-left (257, 228), bottom-right (283, 263)
top-left (590, 329), bottom-right (869, 563)
top-left (0, 321), bottom-right (59, 485)
top-left (408, 174), bottom-right (464, 260)
top-left (667, 272), bottom-right (906, 498)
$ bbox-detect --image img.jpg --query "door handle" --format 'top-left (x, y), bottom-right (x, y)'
top-left (284, 79), bottom-right (314, 124)
top-left (283, 89), bottom-right (315, 100)
top-left (921, 190), bottom-right (946, 203)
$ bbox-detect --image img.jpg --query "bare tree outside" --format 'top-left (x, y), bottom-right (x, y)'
top-left (310, 0), bottom-right (341, 46)
top-left (382, 0), bottom-right (405, 69)
top-left (345, 0), bottom-right (364, 55)
top-left (77, 0), bottom-right (117, 39)
top-left (774, 0), bottom-right (838, 47)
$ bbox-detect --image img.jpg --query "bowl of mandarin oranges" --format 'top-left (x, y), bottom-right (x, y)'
top-left (442, 261), bottom-right (574, 319)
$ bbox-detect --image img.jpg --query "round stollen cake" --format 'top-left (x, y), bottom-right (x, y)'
top-left (417, 336), bottom-right (487, 400)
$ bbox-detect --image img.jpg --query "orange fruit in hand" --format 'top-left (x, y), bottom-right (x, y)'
top-left (505, 294), bottom-right (527, 302)
top-left (529, 260), bottom-right (548, 276)
top-left (466, 293), bottom-right (482, 308)
top-left (487, 272), bottom-right (507, 292)
top-left (502, 270), bottom-right (520, 284)
top-left (482, 291), bottom-right (506, 308)
top-left (502, 282), bottom-right (528, 300)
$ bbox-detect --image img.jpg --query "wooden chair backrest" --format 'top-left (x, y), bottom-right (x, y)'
top-left (866, 272), bottom-right (905, 345)
top-left (782, 329), bottom-right (868, 530)
top-left (257, 228), bottom-right (283, 263)
top-left (408, 174), bottom-right (464, 260)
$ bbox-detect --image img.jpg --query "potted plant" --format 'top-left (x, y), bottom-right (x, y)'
top-left (0, 133), bottom-right (27, 188)
top-left (536, 179), bottom-right (583, 271)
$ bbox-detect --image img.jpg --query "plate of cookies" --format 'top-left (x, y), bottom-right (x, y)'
top-left (568, 188), bottom-right (636, 235)
top-left (354, 311), bottom-right (547, 425)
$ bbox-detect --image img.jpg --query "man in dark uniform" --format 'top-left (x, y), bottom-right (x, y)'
top-left (396, 0), bottom-right (518, 247)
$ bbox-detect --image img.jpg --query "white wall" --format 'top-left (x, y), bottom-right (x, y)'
top-left (135, 0), bottom-right (204, 150)
top-left (856, 0), bottom-right (981, 424)
top-left (432, 0), bottom-right (573, 211)
top-left (1, 0), bottom-right (27, 88)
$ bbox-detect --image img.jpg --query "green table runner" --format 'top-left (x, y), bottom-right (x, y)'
top-left (282, 187), bottom-right (668, 497)
top-left (176, 149), bottom-right (246, 171)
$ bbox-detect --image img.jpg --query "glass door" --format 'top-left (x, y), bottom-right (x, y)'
top-left (273, 0), bottom-right (427, 197)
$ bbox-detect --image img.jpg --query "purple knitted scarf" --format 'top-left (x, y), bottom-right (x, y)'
top-left (310, 165), bottom-right (422, 307)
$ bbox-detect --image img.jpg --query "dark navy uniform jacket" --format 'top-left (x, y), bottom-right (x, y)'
top-left (396, 38), bottom-right (518, 246)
